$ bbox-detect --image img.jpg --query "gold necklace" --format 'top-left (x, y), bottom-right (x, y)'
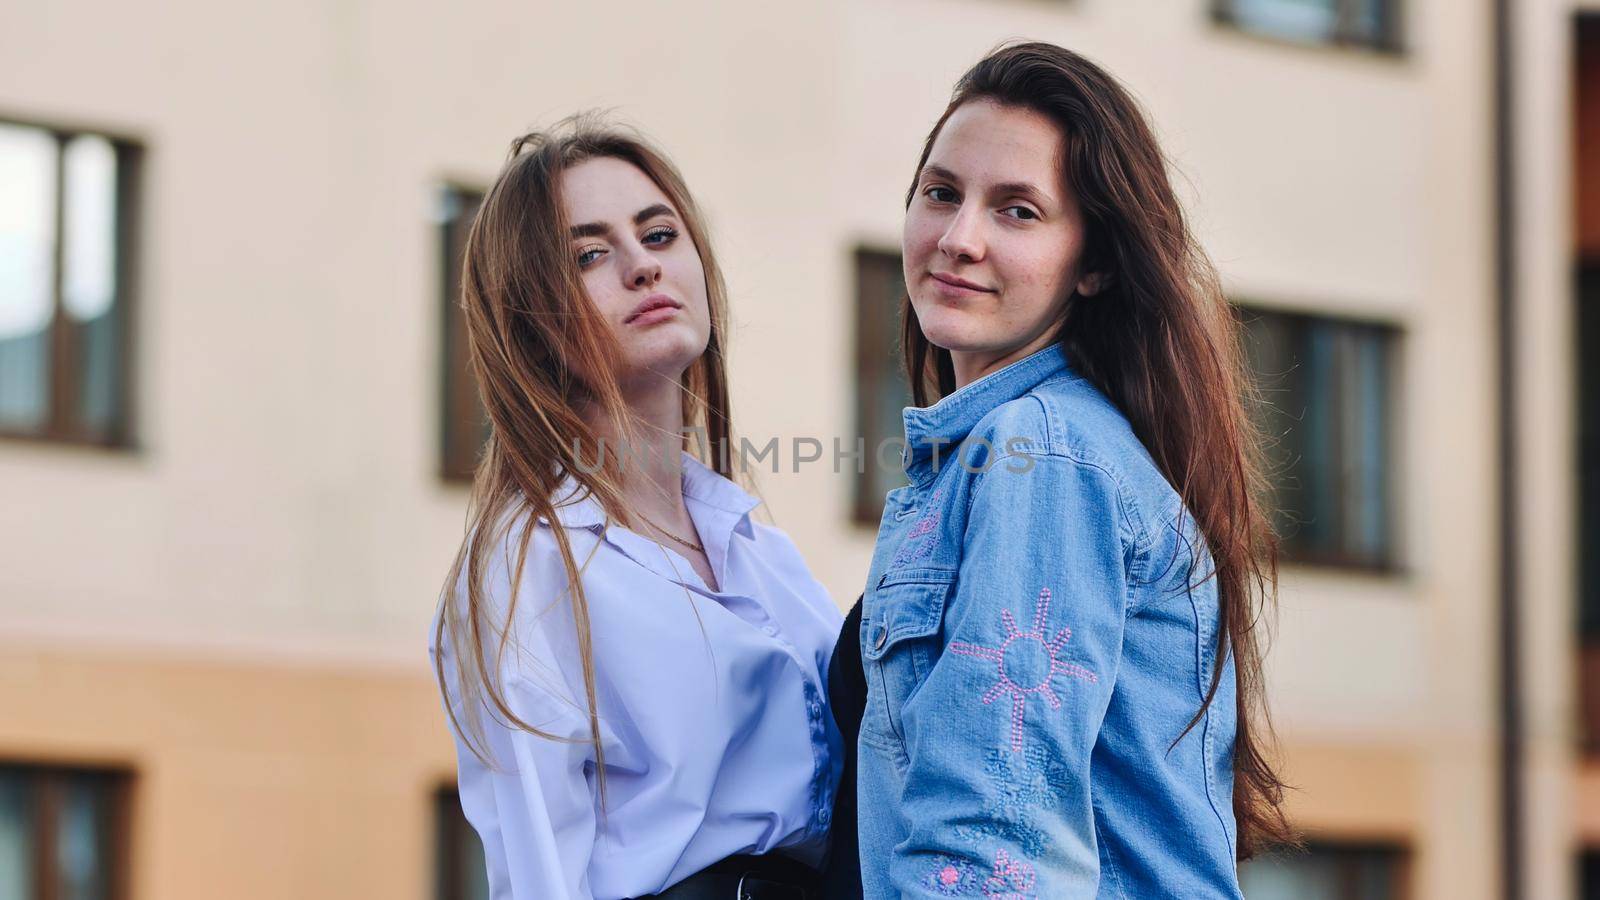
top-left (635, 512), bottom-right (705, 554)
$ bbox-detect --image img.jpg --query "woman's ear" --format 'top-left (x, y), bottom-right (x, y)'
top-left (1076, 271), bottom-right (1112, 297)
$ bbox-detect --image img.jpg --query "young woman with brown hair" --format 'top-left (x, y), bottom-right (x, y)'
top-left (429, 119), bottom-right (841, 900)
top-left (834, 42), bottom-right (1295, 898)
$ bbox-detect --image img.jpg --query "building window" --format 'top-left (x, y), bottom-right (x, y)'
top-left (1240, 841), bottom-right (1410, 899)
top-left (1239, 306), bottom-right (1399, 570)
top-left (1580, 848), bottom-right (1600, 900)
top-left (434, 786), bottom-right (488, 900)
top-left (438, 185), bottom-right (489, 482)
top-left (853, 248), bottom-right (912, 525)
top-left (1579, 262), bottom-right (1600, 751)
top-left (1212, 0), bottom-right (1402, 52)
top-left (1578, 17), bottom-right (1600, 757)
top-left (0, 120), bottom-right (140, 447)
top-left (0, 764), bottom-right (132, 900)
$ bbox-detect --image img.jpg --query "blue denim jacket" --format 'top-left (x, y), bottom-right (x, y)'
top-left (857, 346), bottom-right (1241, 899)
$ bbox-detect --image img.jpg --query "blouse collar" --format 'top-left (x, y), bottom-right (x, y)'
top-left (541, 451), bottom-right (761, 531)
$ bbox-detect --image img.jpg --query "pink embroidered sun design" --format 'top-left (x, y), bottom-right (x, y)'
top-left (949, 587), bottom-right (1097, 753)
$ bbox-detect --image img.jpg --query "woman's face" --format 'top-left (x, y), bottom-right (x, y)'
top-left (562, 156), bottom-right (711, 387)
top-left (902, 99), bottom-right (1103, 386)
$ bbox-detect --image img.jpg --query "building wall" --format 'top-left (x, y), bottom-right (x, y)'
top-left (0, 645), bottom-right (454, 900)
top-left (0, 0), bottom-right (1571, 897)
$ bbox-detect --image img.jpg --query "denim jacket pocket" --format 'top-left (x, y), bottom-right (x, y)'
top-left (861, 567), bottom-right (955, 756)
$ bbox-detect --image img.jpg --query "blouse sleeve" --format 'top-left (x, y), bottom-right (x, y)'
top-left (887, 452), bottom-right (1135, 897)
top-left (431, 521), bottom-right (608, 900)
top-left (433, 634), bottom-right (602, 900)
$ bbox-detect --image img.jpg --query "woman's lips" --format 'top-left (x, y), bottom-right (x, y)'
top-left (625, 294), bottom-right (683, 325)
top-left (930, 272), bottom-right (995, 295)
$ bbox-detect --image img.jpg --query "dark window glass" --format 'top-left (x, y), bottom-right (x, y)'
top-left (1579, 264), bottom-right (1600, 751)
top-left (439, 185), bottom-right (490, 482)
top-left (1213, 0), bottom-right (1401, 51)
top-left (1240, 306), bottom-right (1399, 569)
top-left (434, 786), bottom-right (489, 900)
top-left (1239, 842), bottom-right (1409, 899)
top-left (0, 121), bottom-right (139, 446)
top-left (1578, 16), bottom-right (1600, 756)
top-left (0, 764), bottom-right (131, 900)
top-left (853, 248), bottom-right (912, 525)
top-left (0, 771), bottom-right (37, 900)
top-left (1580, 848), bottom-right (1600, 900)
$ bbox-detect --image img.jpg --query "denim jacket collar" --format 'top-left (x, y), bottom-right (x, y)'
top-left (901, 344), bottom-right (1073, 485)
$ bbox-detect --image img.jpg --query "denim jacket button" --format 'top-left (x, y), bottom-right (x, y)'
top-left (873, 627), bottom-right (887, 650)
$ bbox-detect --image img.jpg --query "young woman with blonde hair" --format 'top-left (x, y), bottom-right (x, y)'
top-left (430, 118), bottom-right (841, 900)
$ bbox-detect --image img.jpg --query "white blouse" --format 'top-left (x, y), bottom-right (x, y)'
top-left (430, 454), bottom-right (843, 899)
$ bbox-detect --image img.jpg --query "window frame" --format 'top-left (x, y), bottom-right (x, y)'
top-left (1239, 838), bottom-right (1413, 899)
top-left (1236, 302), bottom-right (1403, 573)
top-left (1210, 0), bottom-right (1406, 54)
top-left (437, 182), bottom-right (489, 483)
top-left (1577, 260), bottom-right (1600, 752)
top-left (0, 762), bottom-right (134, 900)
top-left (433, 784), bottom-right (487, 900)
top-left (0, 115), bottom-right (142, 450)
top-left (851, 246), bottom-right (912, 526)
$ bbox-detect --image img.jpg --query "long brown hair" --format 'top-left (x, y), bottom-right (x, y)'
top-left (902, 42), bottom-right (1295, 858)
top-left (434, 116), bottom-right (735, 797)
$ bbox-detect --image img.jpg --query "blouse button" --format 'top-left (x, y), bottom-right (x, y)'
top-left (873, 628), bottom-right (887, 650)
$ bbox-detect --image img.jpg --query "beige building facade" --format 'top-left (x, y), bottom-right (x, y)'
top-left (0, 0), bottom-right (1594, 897)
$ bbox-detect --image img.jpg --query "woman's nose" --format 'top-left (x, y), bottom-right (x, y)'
top-left (937, 206), bottom-right (985, 262)
top-left (624, 247), bottom-right (662, 288)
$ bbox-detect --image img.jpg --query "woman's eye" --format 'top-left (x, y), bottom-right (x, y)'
top-left (642, 226), bottom-right (678, 246)
top-left (576, 247), bottom-right (605, 267)
top-left (1003, 205), bottom-right (1040, 221)
top-left (926, 186), bottom-right (958, 204)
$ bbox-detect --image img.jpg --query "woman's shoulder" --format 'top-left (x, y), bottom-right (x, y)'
top-left (745, 518), bottom-right (845, 622)
top-left (433, 504), bottom-right (603, 654)
top-left (967, 375), bottom-right (1184, 536)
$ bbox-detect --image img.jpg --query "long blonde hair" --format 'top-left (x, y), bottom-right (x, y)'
top-left (434, 116), bottom-right (735, 796)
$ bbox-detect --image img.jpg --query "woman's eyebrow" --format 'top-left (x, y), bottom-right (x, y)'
top-left (991, 181), bottom-right (1049, 206)
top-left (919, 166), bottom-right (1050, 206)
top-left (633, 203), bottom-right (674, 224)
top-left (570, 204), bottom-right (678, 239)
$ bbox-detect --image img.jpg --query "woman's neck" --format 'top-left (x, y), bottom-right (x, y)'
top-left (950, 332), bottom-right (1058, 391)
top-left (586, 372), bottom-right (692, 529)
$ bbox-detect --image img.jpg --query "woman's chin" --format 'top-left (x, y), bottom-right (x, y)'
top-left (618, 345), bottom-right (705, 387)
top-left (918, 322), bottom-right (993, 355)
top-left (911, 304), bottom-right (988, 353)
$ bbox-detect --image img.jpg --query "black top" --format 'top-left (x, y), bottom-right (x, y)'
top-left (820, 596), bottom-right (866, 898)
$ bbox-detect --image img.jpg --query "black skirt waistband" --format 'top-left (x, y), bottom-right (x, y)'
top-left (635, 853), bottom-right (822, 900)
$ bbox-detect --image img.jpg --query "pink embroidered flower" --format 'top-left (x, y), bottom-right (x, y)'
top-left (925, 857), bottom-right (978, 895)
top-left (948, 586), bottom-right (1097, 752)
top-left (982, 849), bottom-right (1037, 899)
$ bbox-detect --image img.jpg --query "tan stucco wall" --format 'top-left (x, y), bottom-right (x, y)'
top-left (0, 644), bottom-right (455, 900)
